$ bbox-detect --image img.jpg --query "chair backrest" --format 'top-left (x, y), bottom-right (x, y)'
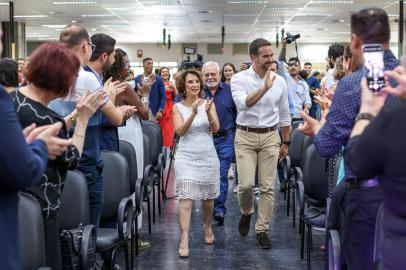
top-left (302, 144), bottom-right (328, 205)
top-left (119, 140), bottom-right (139, 194)
top-left (59, 170), bottom-right (91, 230)
top-left (101, 151), bottom-right (131, 219)
top-left (289, 128), bottom-right (306, 168)
top-left (18, 192), bottom-right (46, 270)
top-left (142, 121), bottom-right (162, 165)
top-left (142, 120), bottom-right (163, 148)
top-left (143, 134), bottom-right (152, 168)
top-left (300, 136), bottom-right (314, 168)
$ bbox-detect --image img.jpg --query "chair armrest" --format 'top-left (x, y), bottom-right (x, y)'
top-left (326, 198), bottom-right (331, 231)
top-left (157, 153), bottom-right (164, 174)
top-left (328, 229), bottom-right (341, 270)
top-left (283, 156), bottom-right (291, 180)
top-left (80, 225), bottom-right (96, 270)
top-left (296, 180), bottom-right (305, 217)
top-left (135, 177), bottom-right (144, 213)
top-left (293, 166), bottom-right (303, 184)
top-left (143, 164), bottom-right (154, 190)
top-left (117, 197), bottom-right (134, 239)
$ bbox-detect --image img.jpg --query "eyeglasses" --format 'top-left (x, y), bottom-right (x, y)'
top-left (88, 42), bottom-right (96, 52)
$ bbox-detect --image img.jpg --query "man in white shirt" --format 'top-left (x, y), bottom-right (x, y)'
top-left (231, 38), bottom-right (291, 249)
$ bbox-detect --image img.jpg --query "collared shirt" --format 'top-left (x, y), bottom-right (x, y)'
top-left (204, 81), bottom-right (237, 133)
top-left (278, 65), bottom-right (312, 118)
top-left (325, 68), bottom-right (336, 90)
top-left (83, 66), bottom-right (120, 152)
top-left (231, 65), bottom-right (291, 128)
top-left (314, 49), bottom-right (400, 180)
top-left (277, 61), bottom-right (296, 115)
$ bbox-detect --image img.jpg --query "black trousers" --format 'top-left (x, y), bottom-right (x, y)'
top-left (340, 186), bottom-right (382, 270)
top-left (43, 212), bottom-right (62, 270)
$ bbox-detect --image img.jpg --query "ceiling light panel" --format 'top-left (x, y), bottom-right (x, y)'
top-left (81, 14), bottom-right (114, 17)
top-left (14, 15), bottom-right (48, 18)
top-left (226, 0), bottom-right (267, 4)
top-left (139, 0), bottom-right (180, 5)
top-left (311, 0), bottom-right (353, 3)
top-left (53, 1), bottom-right (96, 4)
top-left (265, 7), bottom-right (300, 11)
top-left (225, 13), bottom-right (258, 16)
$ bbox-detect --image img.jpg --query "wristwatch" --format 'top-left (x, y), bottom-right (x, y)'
top-left (355, 112), bottom-right (374, 123)
top-left (282, 141), bottom-right (291, 146)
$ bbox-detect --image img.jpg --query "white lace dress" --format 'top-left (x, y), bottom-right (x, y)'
top-left (174, 102), bottom-right (220, 200)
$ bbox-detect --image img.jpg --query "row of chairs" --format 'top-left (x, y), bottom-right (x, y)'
top-left (283, 126), bottom-right (384, 270)
top-left (18, 121), bottom-right (165, 270)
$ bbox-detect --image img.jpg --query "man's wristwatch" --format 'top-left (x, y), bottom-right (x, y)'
top-left (355, 112), bottom-right (374, 123)
top-left (282, 141), bottom-right (291, 146)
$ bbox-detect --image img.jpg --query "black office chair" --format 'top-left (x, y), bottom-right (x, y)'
top-left (143, 133), bottom-right (155, 234)
top-left (296, 144), bottom-right (328, 270)
top-left (285, 129), bottom-right (307, 226)
top-left (59, 170), bottom-right (96, 270)
top-left (118, 140), bottom-right (144, 257)
top-left (99, 151), bottom-right (134, 270)
top-left (18, 192), bottom-right (49, 270)
top-left (142, 120), bottom-right (164, 218)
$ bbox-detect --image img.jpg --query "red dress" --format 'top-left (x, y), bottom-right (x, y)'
top-left (158, 82), bottom-right (175, 147)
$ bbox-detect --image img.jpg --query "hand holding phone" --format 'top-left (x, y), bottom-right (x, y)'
top-left (363, 44), bottom-right (385, 92)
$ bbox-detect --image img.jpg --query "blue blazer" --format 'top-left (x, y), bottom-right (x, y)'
top-left (134, 74), bottom-right (166, 116)
top-left (0, 87), bottom-right (48, 270)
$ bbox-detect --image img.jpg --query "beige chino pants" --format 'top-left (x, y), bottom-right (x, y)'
top-left (234, 128), bottom-right (280, 233)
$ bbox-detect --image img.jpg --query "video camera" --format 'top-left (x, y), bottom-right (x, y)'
top-left (283, 33), bottom-right (301, 44)
top-left (180, 47), bottom-right (204, 70)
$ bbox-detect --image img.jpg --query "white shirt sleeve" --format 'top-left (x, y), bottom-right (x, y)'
top-left (277, 77), bottom-right (291, 127)
top-left (231, 74), bottom-right (249, 111)
top-left (304, 83), bottom-right (312, 107)
top-left (75, 70), bottom-right (109, 105)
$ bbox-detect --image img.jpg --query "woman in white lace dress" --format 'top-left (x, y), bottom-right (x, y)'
top-left (173, 69), bottom-right (220, 258)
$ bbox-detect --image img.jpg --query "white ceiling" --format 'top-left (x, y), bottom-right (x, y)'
top-left (0, 0), bottom-right (403, 43)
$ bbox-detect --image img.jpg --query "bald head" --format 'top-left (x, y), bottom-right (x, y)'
top-left (59, 23), bottom-right (89, 48)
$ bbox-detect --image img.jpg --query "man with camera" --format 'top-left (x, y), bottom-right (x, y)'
top-left (231, 38), bottom-right (291, 249)
top-left (278, 38), bottom-right (312, 124)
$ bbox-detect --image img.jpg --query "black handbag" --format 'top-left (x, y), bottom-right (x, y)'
top-left (60, 224), bottom-right (97, 270)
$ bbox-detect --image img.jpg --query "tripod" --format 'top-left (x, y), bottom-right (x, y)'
top-left (162, 134), bottom-right (179, 200)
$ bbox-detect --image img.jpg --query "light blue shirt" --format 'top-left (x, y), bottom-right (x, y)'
top-left (278, 61), bottom-right (312, 118)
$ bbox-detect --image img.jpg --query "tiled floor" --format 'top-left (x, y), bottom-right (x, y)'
top-left (119, 166), bottom-right (325, 270)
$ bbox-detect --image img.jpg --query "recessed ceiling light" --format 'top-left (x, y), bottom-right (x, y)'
top-left (106, 7), bottom-right (144, 11)
top-left (49, 11), bottom-right (56, 14)
top-left (0, 2), bottom-right (9, 5)
top-left (82, 14), bottom-right (114, 17)
top-left (14, 15), bottom-right (48, 18)
top-left (225, 13), bottom-right (257, 17)
top-left (299, 13), bottom-right (331, 17)
top-left (53, 1), bottom-right (96, 4)
top-left (91, 28), bottom-right (97, 31)
top-left (71, 20), bottom-right (77, 23)
top-left (43, 24), bottom-right (68, 28)
top-left (141, 0), bottom-right (180, 5)
top-left (198, 10), bottom-right (214, 14)
top-left (311, 0), bottom-right (353, 3)
top-left (227, 0), bottom-right (266, 4)
top-left (266, 7), bottom-right (299, 11)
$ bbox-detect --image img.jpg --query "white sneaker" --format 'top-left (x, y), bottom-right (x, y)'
top-left (233, 186), bottom-right (237, 193)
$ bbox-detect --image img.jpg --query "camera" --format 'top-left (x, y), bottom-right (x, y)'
top-left (283, 33), bottom-right (301, 44)
top-left (179, 47), bottom-right (204, 70)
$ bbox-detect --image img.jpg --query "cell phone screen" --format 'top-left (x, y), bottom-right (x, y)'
top-left (363, 44), bottom-right (385, 92)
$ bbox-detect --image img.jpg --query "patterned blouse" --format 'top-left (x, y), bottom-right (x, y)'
top-left (11, 89), bottom-right (80, 218)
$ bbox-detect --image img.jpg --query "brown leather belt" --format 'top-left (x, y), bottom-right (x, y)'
top-left (236, 124), bottom-right (277, 133)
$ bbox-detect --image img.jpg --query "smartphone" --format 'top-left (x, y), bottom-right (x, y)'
top-left (362, 44), bottom-right (385, 92)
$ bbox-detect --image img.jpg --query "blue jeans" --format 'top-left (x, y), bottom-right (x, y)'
top-left (213, 131), bottom-right (235, 215)
top-left (309, 102), bottom-right (321, 120)
top-left (77, 163), bottom-right (104, 231)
